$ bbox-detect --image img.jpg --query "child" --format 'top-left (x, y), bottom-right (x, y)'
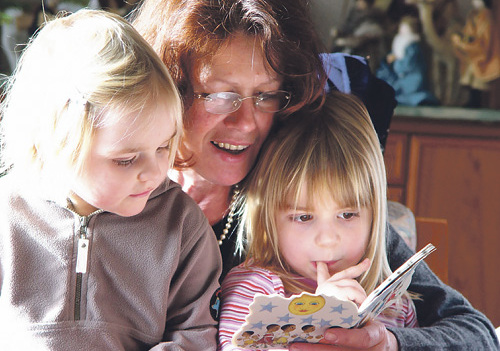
top-left (0, 9), bottom-right (221, 350)
top-left (376, 16), bottom-right (438, 106)
top-left (218, 92), bottom-right (417, 350)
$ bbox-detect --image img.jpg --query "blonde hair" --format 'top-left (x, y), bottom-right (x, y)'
top-left (240, 91), bottom-right (391, 295)
top-left (0, 9), bottom-right (182, 198)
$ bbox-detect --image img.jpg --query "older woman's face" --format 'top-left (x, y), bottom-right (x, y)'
top-left (181, 34), bottom-right (282, 186)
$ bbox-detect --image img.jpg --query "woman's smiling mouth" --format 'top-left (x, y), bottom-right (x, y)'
top-left (211, 141), bottom-right (249, 154)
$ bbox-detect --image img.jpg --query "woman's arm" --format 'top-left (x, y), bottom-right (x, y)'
top-left (385, 226), bottom-right (499, 350)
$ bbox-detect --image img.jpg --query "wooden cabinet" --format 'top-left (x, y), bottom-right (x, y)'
top-left (384, 109), bottom-right (500, 327)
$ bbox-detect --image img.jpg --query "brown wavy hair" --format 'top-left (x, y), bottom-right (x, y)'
top-left (131, 0), bottom-right (327, 115)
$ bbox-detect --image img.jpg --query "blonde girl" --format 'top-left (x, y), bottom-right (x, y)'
top-left (218, 92), bottom-right (417, 350)
top-left (0, 9), bottom-right (220, 350)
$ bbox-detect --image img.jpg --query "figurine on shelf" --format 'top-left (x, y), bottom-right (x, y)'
top-left (376, 15), bottom-right (438, 106)
top-left (331, 0), bottom-right (389, 71)
top-left (451, 0), bottom-right (500, 108)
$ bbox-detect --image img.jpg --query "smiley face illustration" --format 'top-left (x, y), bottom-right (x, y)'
top-left (288, 294), bottom-right (326, 315)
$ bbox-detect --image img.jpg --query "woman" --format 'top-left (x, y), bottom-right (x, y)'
top-left (131, 1), bottom-right (499, 350)
top-left (132, 0), bottom-right (327, 278)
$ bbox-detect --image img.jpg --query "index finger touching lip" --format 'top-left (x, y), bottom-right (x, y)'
top-left (316, 261), bottom-right (330, 285)
top-left (329, 258), bottom-right (371, 281)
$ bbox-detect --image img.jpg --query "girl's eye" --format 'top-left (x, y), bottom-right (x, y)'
top-left (113, 157), bottom-right (137, 167)
top-left (339, 212), bottom-right (359, 220)
top-left (291, 214), bottom-right (313, 222)
top-left (157, 144), bottom-right (170, 153)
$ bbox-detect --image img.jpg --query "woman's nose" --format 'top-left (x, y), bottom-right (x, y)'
top-left (224, 99), bottom-right (258, 132)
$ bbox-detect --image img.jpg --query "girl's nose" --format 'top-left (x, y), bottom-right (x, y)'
top-left (138, 157), bottom-right (163, 183)
top-left (315, 226), bottom-right (339, 247)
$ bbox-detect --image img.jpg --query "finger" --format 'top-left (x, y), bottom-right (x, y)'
top-left (322, 320), bottom-right (387, 349)
top-left (316, 280), bottom-right (367, 305)
top-left (289, 342), bottom-right (341, 351)
top-left (327, 258), bottom-right (371, 282)
top-left (316, 261), bottom-right (330, 286)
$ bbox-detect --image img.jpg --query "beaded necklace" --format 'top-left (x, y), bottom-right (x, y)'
top-left (218, 185), bottom-right (240, 246)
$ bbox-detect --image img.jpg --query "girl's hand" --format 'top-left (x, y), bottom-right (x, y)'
top-left (315, 258), bottom-right (370, 306)
top-left (289, 320), bottom-right (398, 351)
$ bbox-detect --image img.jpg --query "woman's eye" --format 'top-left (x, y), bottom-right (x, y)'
top-left (113, 157), bottom-right (136, 167)
top-left (292, 214), bottom-right (313, 222)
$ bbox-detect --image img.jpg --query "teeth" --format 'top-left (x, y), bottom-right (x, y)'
top-left (216, 142), bottom-right (248, 151)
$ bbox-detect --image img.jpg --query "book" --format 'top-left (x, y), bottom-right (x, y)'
top-left (231, 243), bottom-right (436, 349)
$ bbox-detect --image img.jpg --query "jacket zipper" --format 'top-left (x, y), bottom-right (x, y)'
top-left (74, 215), bottom-right (90, 320)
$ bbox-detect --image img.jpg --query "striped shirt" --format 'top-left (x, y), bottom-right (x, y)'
top-left (218, 264), bottom-right (418, 350)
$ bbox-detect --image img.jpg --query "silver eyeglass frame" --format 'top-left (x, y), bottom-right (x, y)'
top-left (194, 90), bottom-right (291, 114)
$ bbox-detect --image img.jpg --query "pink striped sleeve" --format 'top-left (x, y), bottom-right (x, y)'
top-left (218, 265), bottom-right (284, 351)
top-left (403, 296), bottom-right (418, 328)
top-left (376, 294), bottom-right (419, 328)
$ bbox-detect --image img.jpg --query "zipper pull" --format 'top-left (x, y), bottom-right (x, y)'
top-left (76, 216), bottom-right (89, 273)
top-left (76, 238), bottom-right (89, 273)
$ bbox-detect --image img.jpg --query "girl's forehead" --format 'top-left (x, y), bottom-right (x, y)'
top-left (283, 180), bottom-right (368, 210)
top-left (99, 99), bottom-right (172, 127)
top-left (283, 184), bottom-right (328, 209)
top-left (95, 102), bottom-right (176, 146)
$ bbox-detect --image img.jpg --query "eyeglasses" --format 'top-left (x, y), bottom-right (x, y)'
top-left (194, 90), bottom-right (291, 114)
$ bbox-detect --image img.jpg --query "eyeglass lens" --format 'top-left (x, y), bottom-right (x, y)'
top-left (202, 91), bottom-right (290, 114)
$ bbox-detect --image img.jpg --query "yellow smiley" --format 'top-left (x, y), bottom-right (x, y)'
top-left (288, 294), bottom-right (326, 315)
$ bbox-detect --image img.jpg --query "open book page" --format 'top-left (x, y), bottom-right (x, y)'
top-left (231, 244), bottom-right (436, 349)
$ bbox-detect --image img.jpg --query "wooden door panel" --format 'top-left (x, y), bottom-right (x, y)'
top-left (406, 135), bottom-right (500, 326)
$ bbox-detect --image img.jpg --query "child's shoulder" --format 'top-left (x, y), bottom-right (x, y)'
top-left (229, 263), bottom-right (278, 278)
top-left (149, 178), bottom-right (208, 222)
top-left (222, 263), bottom-right (285, 295)
top-left (0, 173), bottom-right (22, 201)
top-left (0, 174), bottom-right (45, 220)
